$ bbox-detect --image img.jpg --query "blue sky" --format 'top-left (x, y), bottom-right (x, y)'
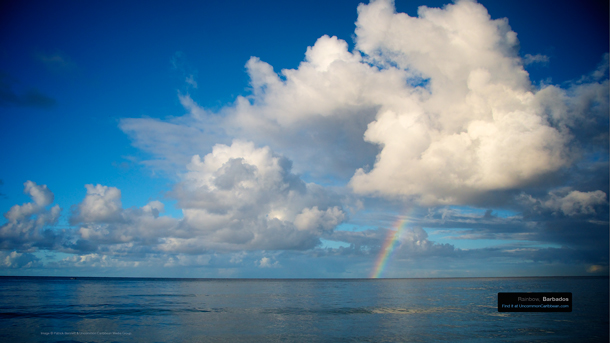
top-left (0, 0), bottom-right (608, 278)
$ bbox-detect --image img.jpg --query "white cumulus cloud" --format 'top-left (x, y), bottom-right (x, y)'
top-left (122, 0), bottom-right (607, 209)
top-left (0, 181), bottom-right (61, 251)
top-left (70, 184), bottom-right (123, 224)
top-left (348, 0), bottom-right (589, 205)
top-left (164, 140), bottom-right (346, 252)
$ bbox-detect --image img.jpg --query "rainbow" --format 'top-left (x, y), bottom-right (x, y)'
top-left (370, 217), bottom-right (409, 278)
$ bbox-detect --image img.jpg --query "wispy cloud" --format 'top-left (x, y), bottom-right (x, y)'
top-left (171, 51), bottom-right (199, 91)
top-left (0, 72), bottom-right (56, 108)
top-left (0, 179), bottom-right (6, 199)
top-left (523, 53), bottom-right (549, 65)
top-left (35, 50), bottom-right (76, 73)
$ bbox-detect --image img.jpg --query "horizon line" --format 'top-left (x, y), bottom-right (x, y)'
top-left (0, 275), bottom-right (606, 280)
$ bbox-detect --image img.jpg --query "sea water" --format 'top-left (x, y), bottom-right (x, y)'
top-left (0, 277), bottom-right (607, 342)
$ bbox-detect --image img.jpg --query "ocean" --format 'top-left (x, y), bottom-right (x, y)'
top-left (0, 276), bottom-right (607, 342)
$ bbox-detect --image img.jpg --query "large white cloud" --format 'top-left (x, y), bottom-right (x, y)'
top-left (64, 141), bottom-right (346, 254)
top-left (70, 184), bottom-right (123, 224)
top-left (69, 184), bottom-right (178, 250)
top-left (0, 181), bottom-right (61, 251)
top-left (120, 0), bottom-right (607, 209)
top-left (164, 140), bottom-right (346, 252)
top-left (348, 0), bottom-right (607, 205)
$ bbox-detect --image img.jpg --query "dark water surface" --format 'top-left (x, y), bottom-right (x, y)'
top-left (0, 276), bottom-right (607, 342)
